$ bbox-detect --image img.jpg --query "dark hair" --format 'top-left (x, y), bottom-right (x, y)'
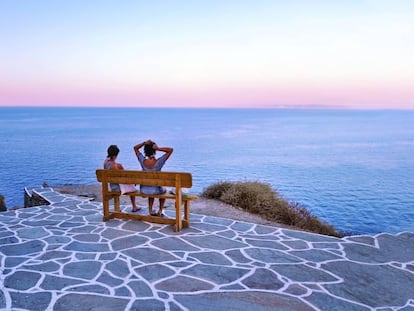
top-left (144, 141), bottom-right (156, 157)
top-left (107, 145), bottom-right (120, 159)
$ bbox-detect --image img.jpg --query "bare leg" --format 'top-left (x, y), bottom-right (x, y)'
top-left (130, 196), bottom-right (140, 212)
top-left (148, 197), bottom-right (155, 215)
top-left (158, 198), bottom-right (166, 216)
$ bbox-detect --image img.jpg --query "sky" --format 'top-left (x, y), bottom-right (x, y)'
top-left (1, 0), bottom-right (413, 109)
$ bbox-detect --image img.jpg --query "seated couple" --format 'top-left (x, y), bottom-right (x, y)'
top-left (103, 140), bottom-right (173, 217)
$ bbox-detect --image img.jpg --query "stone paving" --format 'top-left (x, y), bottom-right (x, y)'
top-left (1, 187), bottom-right (414, 311)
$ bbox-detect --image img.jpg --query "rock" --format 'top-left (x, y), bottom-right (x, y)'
top-left (78, 193), bottom-right (97, 200)
top-left (0, 194), bottom-right (7, 212)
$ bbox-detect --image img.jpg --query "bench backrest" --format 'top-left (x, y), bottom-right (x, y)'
top-left (96, 169), bottom-right (193, 188)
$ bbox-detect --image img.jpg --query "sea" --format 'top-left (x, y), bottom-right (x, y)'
top-left (1, 107), bottom-right (413, 235)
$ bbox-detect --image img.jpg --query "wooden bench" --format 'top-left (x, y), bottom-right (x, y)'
top-left (95, 169), bottom-right (198, 231)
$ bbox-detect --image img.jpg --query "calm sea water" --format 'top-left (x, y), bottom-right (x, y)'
top-left (1, 107), bottom-right (413, 235)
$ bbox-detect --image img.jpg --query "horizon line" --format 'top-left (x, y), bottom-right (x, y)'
top-left (1, 104), bottom-right (413, 111)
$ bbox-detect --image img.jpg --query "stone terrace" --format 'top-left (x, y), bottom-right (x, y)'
top-left (1, 187), bottom-right (414, 311)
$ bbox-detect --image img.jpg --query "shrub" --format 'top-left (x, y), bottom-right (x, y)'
top-left (202, 181), bottom-right (341, 237)
top-left (220, 181), bottom-right (276, 214)
top-left (201, 181), bottom-right (233, 200)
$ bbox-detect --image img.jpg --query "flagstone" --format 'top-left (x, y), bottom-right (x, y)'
top-left (40, 275), bottom-right (85, 290)
top-left (54, 294), bottom-right (129, 311)
top-left (156, 275), bottom-right (214, 292)
top-left (323, 261), bottom-right (414, 308)
top-left (0, 239), bottom-right (45, 256)
top-left (62, 261), bottom-right (102, 279)
top-left (10, 291), bottom-right (52, 311)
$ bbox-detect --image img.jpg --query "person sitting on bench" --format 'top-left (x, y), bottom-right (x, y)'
top-left (134, 140), bottom-right (173, 217)
top-left (103, 145), bottom-right (140, 212)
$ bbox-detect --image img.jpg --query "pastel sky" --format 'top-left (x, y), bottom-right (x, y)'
top-left (1, 0), bottom-right (413, 109)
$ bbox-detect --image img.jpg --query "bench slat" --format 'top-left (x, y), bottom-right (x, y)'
top-left (107, 191), bottom-right (197, 200)
top-left (96, 170), bottom-right (192, 188)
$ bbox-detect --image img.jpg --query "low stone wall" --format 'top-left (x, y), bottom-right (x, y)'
top-left (24, 187), bottom-right (50, 208)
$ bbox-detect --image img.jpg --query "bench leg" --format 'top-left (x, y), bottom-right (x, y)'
top-left (175, 200), bottom-right (182, 232)
top-left (103, 199), bottom-right (110, 221)
top-left (183, 201), bottom-right (190, 228)
top-left (114, 196), bottom-right (120, 212)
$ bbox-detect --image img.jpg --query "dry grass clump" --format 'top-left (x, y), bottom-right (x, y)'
top-left (202, 181), bottom-right (342, 237)
top-left (201, 181), bottom-right (233, 200)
